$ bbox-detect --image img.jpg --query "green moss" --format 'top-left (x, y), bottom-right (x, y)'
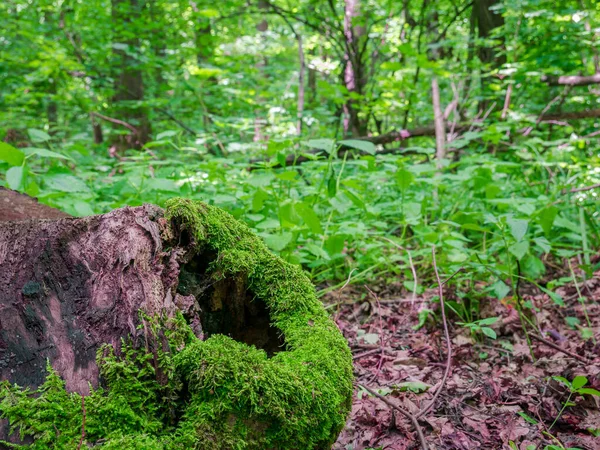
top-left (0, 199), bottom-right (353, 449)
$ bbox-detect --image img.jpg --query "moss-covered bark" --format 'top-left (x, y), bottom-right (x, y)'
top-left (0, 199), bottom-right (353, 449)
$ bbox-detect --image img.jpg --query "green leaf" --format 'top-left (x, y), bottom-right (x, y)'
top-left (338, 139), bottom-right (376, 155)
top-left (303, 139), bottom-right (335, 154)
top-left (396, 169), bottom-right (415, 191)
top-left (327, 170), bottom-right (337, 198)
top-left (413, 308), bottom-right (433, 330)
top-left (506, 217), bottom-right (529, 241)
top-left (27, 128), bottom-right (51, 143)
top-left (538, 206), bottom-right (558, 236)
top-left (275, 171), bottom-right (298, 181)
top-left (572, 376), bottom-right (588, 390)
top-left (263, 232), bottom-right (292, 252)
top-left (492, 280), bottom-right (511, 299)
top-left (295, 202), bottom-right (323, 234)
top-left (148, 178), bottom-right (180, 193)
top-left (394, 381), bottom-right (430, 393)
top-left (522, 254), bottom-right (546, 279)
top-left (156, 130), bottom-right (178, 140)
top-left (252, 189), bottom-right (269, 212)
top-left (73, 201), bottom-right (95, 216)
top-left (517, 411), bottom-right (539, 425)
top-left (509, 240), bottom-right (529, 260)
top-left (6, 166), bottom-right (24, 190)
top-left (577, 388), bottom-right (600, 397)
top-left (22, 147), bottom-right (73, 161)
top-left (0, 142), bottom-right (25, 166)
top-left (553, 376), bottom-right (570, 387)
top-left (44, 174), bottom-right (90, 193)
top-left (539, 286), bottom-right (564, 306)
top-left (477, 317), bottom-right (500, 326)
top-left (481, 327), bottom-right (497, 339)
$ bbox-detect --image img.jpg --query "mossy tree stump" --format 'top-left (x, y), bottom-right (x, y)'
top-left (0, 193), bottom-right (353, 449)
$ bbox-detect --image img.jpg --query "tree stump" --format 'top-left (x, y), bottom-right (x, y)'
top-left (0, 193), bottom-right (353, 449)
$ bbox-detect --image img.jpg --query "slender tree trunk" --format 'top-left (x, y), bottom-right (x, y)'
top-left (297, 34), bottom-right (305, 135)
top-left (43, 11), bottom-right (58, 130)
top-left (47, 79), bottom-right (58, 129)
top-left (343, 0), bottom-right (368, 137)
top-left (111, 0), bottom-right (151, 150)
top-left (473, 0), bottom-right (506, 112)
top-left (308, 47), bottom-right (317, 105)
top-left (432, 77), bottom-right (446, 167)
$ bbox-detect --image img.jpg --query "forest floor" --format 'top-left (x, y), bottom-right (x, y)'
top-left (329, 264), bottom-right (600, 450)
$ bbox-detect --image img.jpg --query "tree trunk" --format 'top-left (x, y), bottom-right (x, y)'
top-left (111, 0), bottom-right (151, 150)
top-left (343, 0), bottom-right (368, 137)
top-left (473, 0), bottom-right (505, 111)
top-left (0, 194), bottom-right (353, 448)
top-left (432, 77), bottom-right (446, 167)
top-left (0, 202), bottom-right (186, 397)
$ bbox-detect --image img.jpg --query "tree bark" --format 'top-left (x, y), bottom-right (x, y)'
top-left (473, 0), bottom-right (505, 111)
top-left (297, 33), bottom-right (305, 135)
top-left (0, 203), bottom-right (184, 396)
top-left (111, 0), bottom-right (151, 149)
top-left (343, 0), bottom-right (368, 136)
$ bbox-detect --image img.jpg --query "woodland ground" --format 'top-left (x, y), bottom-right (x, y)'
top-left (329, 261), bottom-right (600, 450)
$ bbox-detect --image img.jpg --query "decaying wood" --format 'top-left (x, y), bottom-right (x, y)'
top-left (0, 205), bottom-right (183, 394)
top-left (0, 194), bottom-right (282, 409)
top-left (0, 187), bottom-right (71, 222)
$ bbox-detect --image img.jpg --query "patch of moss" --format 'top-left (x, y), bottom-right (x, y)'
top-left (0, 200), bottom-right (353, 449)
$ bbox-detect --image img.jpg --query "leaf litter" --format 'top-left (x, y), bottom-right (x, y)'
top-left (330, 263), bottom-right (600, 450)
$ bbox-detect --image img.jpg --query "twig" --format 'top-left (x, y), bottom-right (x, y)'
top-left (527, 333), bottom-right (591, 364)
top-left (358, 384), bottom-right (429, 450)
top-left (155, 106), bottom-right (197, 136)
top-left (77, 395), bottom-right (86, 450)
top-left (90, 111), bottom-right (138, 134)
top-left (353, 348), bottom-right (381, 360)
top-left (501, 84), bottom-right (513, 119)
top-left (569, 183), bottom-right (600, 194)
top-left (416, 247), bottom-right (453, 419)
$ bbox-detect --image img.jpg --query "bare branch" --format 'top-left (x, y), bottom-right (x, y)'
top-left (542, 74), bottom-right (600, 86)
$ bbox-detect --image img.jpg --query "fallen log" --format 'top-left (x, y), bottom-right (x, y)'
top-left (0, 195), bottom-right (353, 448)
top-left (252, 107), bottom-right (600, 169)
top-left (0, 187), bottom-right (70, 222)
top-left (542, 74), bottom-right (600, 86)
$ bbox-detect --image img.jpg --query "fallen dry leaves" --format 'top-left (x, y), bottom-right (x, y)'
top-left (330, 269), bottom-right (600, 450)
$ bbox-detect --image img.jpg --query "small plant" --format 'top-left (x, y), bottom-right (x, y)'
top-left (550, 375), bottom-right (600, 430)
top-left (456, 317), bottom-right (500, 340)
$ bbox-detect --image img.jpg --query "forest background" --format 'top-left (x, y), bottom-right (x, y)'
top-left (1, 0), bottom-right (600, 448)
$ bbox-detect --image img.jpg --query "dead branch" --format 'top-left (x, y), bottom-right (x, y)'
top-left (416, 247), bottom-right (453, 419)
top-left (569, 182), bottom-right (600, 194)
top-left (251, 108), bottom-right (600, 169)
top-left (542, 74), bottom-right (600, 86)
top-left (528, 333), bottom-right (592, 364)
top-left (90, 111), bottom-right (138, 134)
